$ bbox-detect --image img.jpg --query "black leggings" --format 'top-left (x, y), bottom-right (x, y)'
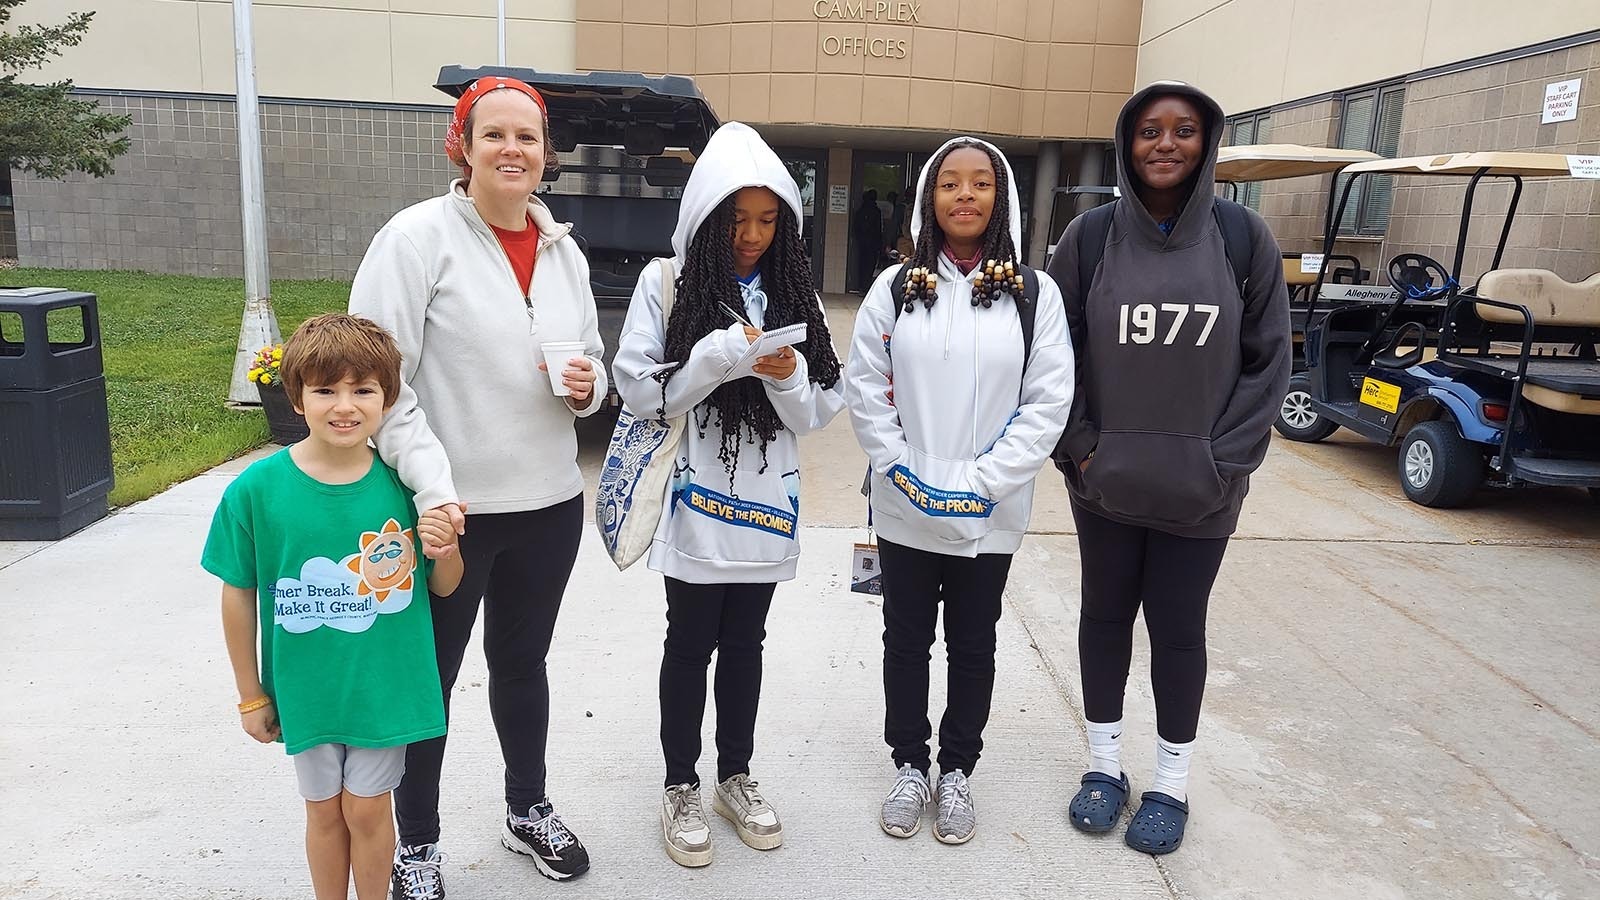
top-left (659, 578), bottom-right (776, 788)
top-left (395, 496), bottom-right (583, 847)
top-left (879, 539), bottom-right (1013, 777)
top-left (1072, 501), bottom-right (1229, 744)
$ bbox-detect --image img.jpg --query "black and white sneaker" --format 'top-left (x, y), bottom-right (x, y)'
top-left (502, 801), bottom-right (591, 881)
top-left (391, 842), bottom-right (447, 900)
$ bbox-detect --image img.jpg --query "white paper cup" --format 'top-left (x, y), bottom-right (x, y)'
top-left (540, 341), bottom-right (587, 396)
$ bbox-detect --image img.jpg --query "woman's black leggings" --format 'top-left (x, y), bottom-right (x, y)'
top-left (659, 578), bottom-right (776, 788)
top-left (1072, 501), bottom-right (1230, 744)
top-left (395, 496), bottom-right (583, 847)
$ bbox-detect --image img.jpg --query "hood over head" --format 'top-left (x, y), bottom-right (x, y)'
top-left (672, 121), bottom-right (803, 263)
top-left (1113, 81), bottom-right (1226, 245)
top-left (909, 136), bottom-right (1023, 254)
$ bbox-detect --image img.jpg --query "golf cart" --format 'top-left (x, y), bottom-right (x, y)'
top-left (1275, 151), bottom-right (1600, 507)
top-left (435, 66), bottom-right (721, 405)
top-left (1214, 144), bottom-right (1385, 369)
top-left (1040, 185), bottom-right (1118, 269)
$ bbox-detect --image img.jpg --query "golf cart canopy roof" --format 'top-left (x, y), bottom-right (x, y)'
top-left (1215, 144), bottom-right (1381, 182)
top-left (1340, 151), bottom-right (1582, 178)
top-left (433, 66), bottom-right (720, 157)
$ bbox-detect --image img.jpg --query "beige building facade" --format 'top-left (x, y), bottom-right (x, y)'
top-left (5, 1), bottom-right (1599, 287)
top-left (1137, 2), bottom-right (1600, 282)
top-left (9, 0), bottom-right (1140, 288)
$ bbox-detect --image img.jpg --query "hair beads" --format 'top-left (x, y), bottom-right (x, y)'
top-left (971, 258), bottom-right (1024, 308)
top-left (901, 266), bottom-right (939, 312)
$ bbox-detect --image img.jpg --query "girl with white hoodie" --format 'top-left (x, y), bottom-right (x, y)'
top-left (613, 122), bottom-right (844, 869)
top-left (845, 138), bottom-right (1074, 845)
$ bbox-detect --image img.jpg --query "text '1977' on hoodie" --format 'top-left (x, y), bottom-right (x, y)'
top-left (844, 136), bottom-right (1075, 559)
top-left (611, 122), bottom-right (844, 585)
top-left (1046, 81), bottom-right (1291, 539)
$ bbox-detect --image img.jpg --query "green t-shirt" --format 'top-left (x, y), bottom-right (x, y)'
top-left (202, 448), bottom-right (446, 755)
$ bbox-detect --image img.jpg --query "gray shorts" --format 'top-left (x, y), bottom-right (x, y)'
top-left (291, 743), bottom-right (406, 802)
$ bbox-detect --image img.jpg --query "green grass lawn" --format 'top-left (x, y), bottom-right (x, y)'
top-left (5, 268), bottom-right (348, 508)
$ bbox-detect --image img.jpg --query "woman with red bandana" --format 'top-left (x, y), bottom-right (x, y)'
top-left (350, 76), bottom-right (603, 898)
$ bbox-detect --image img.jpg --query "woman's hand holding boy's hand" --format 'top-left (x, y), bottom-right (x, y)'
top-left (419, 502), bottom-right (468, 560)
top-left (241, 703), bottom-right (280, 743)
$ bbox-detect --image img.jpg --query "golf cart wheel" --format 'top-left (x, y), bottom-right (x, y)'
top-left (1275, 373), bottom-right (1339, 442)
top-left (1398, 420), bottom-right (1485, 508)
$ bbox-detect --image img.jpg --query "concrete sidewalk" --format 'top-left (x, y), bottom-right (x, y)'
top-left (0, 451), bottom-right (1173, 900)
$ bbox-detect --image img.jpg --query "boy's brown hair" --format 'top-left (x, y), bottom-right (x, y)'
top-left (279, 313), bottom-right (402, 409)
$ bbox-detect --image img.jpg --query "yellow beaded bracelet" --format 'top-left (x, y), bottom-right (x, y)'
top-left (237, 696), bottom-right (273, 714)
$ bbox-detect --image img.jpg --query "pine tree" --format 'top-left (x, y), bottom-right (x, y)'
top-left (0, 0), bottom-right (131, 178)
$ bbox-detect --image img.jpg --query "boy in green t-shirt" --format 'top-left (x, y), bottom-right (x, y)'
top-left (203, 314), bottom-right (465, 900)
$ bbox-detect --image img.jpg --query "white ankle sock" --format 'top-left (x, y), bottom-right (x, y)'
top-left (1085, 719), bottom-right (1123, 778)
top-left (1151, 737), bottom-right (1195, 801)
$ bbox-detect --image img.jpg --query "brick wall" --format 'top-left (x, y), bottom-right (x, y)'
top-left (12, 94), bottom-right (456, 280)
top-left (1388, 42), bottom-right (1600, 283)
top-left (1248, 39), bottom-right (1600, 287)
top-left (1251, 100), bottom-right (1339, 250)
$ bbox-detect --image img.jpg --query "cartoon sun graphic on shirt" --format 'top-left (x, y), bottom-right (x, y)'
top-left (345, 518), bottom-right (416, 602)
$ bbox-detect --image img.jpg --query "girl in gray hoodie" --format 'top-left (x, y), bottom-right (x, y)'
top-left (1046, 82), bottom-right (1291, 855)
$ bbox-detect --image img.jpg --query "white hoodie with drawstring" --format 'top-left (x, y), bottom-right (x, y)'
top-left (612, 122), bottom-right (845, 585)
top-left (844, 136), bottom-right (1075, 558)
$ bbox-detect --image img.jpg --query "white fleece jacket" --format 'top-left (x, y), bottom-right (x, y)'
top-left (844, 136), bottom-right (1075, 557)
top-left (350, 180), bottom-right (608, 514)
top-left (612, 122), bottom-right (844, 584)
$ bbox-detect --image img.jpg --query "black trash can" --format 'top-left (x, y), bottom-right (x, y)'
top-left (0, 288), bottom-right (114, 540)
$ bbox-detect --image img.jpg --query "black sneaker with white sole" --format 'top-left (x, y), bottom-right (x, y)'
top-left (501, 801), bottom-right (590, 881)
top-left (392, 842), bottom-right (447, 900)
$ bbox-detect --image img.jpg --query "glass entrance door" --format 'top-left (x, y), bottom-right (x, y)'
top-left (850, 152), bottom-right (910, 293)
top-left (777, 149), bottom-right (826, 290)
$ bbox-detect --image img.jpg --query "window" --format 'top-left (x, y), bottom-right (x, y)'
top-left (0, 166), bottom-right (12, 210)
top-left (1335, 84), bottom-right (1405, 235)
top-left (1227, 112), bottom-right (1273, 210)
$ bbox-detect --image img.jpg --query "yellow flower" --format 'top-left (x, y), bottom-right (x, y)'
top-left (260, 373), bottom-right (273, 385)
top-left (272, 348), bottom-right (283, 361)
top-left (248, 367), bottom-right (264, 382)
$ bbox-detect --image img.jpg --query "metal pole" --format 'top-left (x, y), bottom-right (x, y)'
top-left (1027, 141), bottom-right (1061, 268)
top-left (227, 0), bottom-right (280, 405)
top-left (497, 0), bottom-right (507, 65)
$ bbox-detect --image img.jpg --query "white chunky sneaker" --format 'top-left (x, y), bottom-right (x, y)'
top-left (661, 783), bottom-right (713, 867)
top-left (713, 773), bottom-right (784, 850)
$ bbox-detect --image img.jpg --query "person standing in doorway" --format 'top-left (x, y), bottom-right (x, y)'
top-left (1045, 82), bottom-right (1290, 855)
top-left (350, 75), bottom-right (606, 897)
top-left (845, 137), bottom-right (1074, 845)
top-left (853, 189), bottom-right (883, 292)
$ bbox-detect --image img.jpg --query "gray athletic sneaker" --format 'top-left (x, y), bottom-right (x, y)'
top-left (935, 770), bottom-right (976, 844)
top-left (879, 764), bottom-right (932, 838)
top-left (661, 783), bottom-right (713, 868)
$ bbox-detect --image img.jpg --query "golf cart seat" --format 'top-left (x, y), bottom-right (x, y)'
top-left (1281, 257), bottom-right (1319, 287)
top-left (1464, 269), bottom-right (1600, 415)
top-left (1475, 269), bottom-right (1600, 327)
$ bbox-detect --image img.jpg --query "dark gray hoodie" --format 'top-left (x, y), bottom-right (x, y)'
top-left (1045, 82), bottom-right (1291, 539)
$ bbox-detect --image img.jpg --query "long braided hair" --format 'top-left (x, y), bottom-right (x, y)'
top-left (659, 195), bottom-right (841, 480)
top-left (902, 140), bottom-right (1019, 310)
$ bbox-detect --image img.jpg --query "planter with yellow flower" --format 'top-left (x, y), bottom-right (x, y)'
top-left (249, 344), bottom-right (309, 445)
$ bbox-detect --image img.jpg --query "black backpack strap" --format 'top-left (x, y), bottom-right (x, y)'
top-left (1075, 202), bottom-right (1115, 301)
top-left (1017, 264), bottom-right (1039, 360)
top-left (887, 262), bottom-right (910, 323)
top-left (1212, 197), bottom-right (1253, 299)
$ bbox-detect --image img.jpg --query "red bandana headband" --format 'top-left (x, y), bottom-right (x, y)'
top-left (444, 76), bottom-right (548, 173)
